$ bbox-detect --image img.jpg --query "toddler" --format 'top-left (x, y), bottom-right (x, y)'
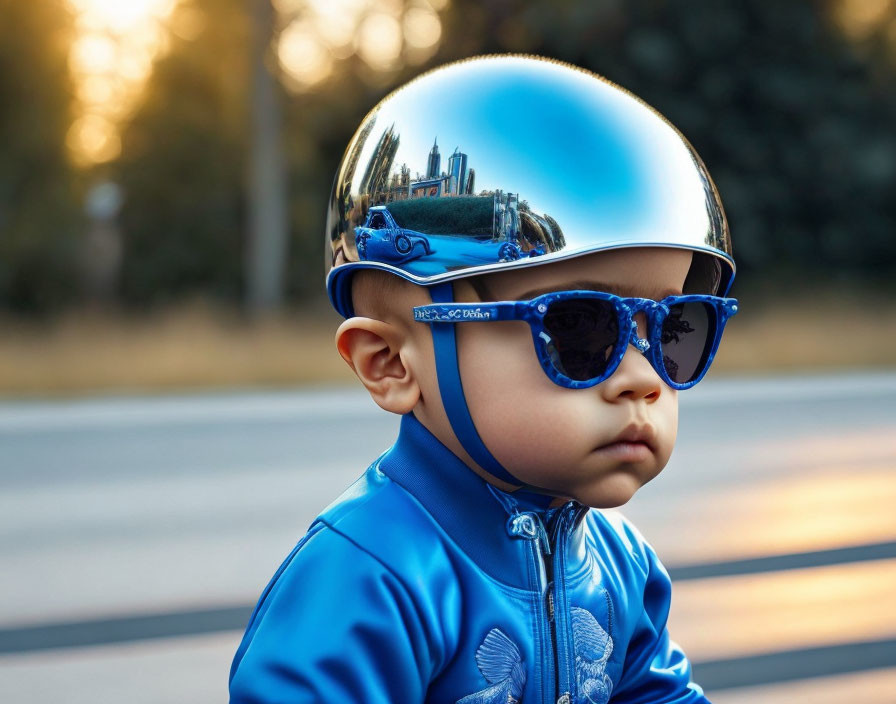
top-left (230, 55), bottom-right (738, 704)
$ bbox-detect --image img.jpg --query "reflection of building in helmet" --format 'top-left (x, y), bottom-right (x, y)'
top-left (492, 192), bottom-right (564, 254)
top-left (493, 190), bottom-right (519, 242)
top-left (371, 138), bottom-right (477, 205)
top-left (426, 137), bottom-right (440, 178)
top-left (386, 164), bottom-right (411, 203)
top-left (359, 124), bottom-right (400, 205)
top-left (447, 148), bottom-right (468, 196)
top-left (363, 137), bottom-right (562, 258)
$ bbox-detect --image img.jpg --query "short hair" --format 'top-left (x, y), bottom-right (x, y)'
top-left (350, 269), bottom-right (420, 320)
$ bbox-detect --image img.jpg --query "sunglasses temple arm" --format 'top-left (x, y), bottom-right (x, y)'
top-left (412, 301), bottom-right (525, 323)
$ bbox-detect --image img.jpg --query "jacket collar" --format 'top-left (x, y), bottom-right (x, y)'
top-left (377, 413), bottom-right (564, 587)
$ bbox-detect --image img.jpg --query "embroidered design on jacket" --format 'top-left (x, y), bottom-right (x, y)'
top-left (456, 628), bottom-right (526, 704)
top-left (570, 606), bottom-right (614, 703)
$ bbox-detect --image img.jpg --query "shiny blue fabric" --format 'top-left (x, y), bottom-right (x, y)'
top-left (229, 414), bottom-right (710, 703)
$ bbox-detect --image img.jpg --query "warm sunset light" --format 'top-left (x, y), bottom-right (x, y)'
top-left (277, 18), bottom-right (334, 89)
top-left (404, 6), bottom-right (442, 49)
top-left (63, 0), bottom-right (450, 161)
top-left (66, 0), bottom-right (180, 165)
top-left (276, 0), bottom-right (447, 91)
top-left (356, 11), bottom-right (404, 71)
top-left (829, 0), bottom-right (896, 43)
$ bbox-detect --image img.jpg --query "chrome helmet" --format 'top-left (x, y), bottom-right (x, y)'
top-left (325, 54), bottom-right (734, 317)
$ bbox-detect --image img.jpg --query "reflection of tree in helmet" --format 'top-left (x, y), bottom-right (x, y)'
top-left (388, 195), bottom-right (494, 237)
top-left (543, 214), bottom-right (566, 250)
top-left (519, 208), bottom-right (561, 254)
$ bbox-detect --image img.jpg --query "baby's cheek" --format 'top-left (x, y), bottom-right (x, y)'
top-left (653, 393), bottom-right (679, 465)
top-left (487, 394), bottom-right (586, 480)
top-left (457, 321), bottom-right (537, 387)
top-left (457, 324), bottom-right (561, 457)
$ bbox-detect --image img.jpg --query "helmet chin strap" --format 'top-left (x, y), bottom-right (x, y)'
top-left (428, 283), bottom-right (555, 509)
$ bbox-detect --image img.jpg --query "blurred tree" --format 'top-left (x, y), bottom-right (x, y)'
top-left (279, 65), bottom-right (381, 303)
top-left (114, 0), bottom-right (250, 305)
top-left (115, 0), bottom-right (367, 306)
top-left (0, 0), bottom-right (82, 311)
top-left (246, 0), bottom-right (288, 312)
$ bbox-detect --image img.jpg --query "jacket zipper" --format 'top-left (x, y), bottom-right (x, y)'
top-left (534, 509), bottom-right (573, 704)
top-left (522, 513), bottom-right (552, 704)
top-left (549, 505), bottom-right (577, 703)
top-left (510, 505), bottom-right (579, 704)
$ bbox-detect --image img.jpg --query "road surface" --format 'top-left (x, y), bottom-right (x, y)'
top-left (1, 372), bottom-right (894, 702)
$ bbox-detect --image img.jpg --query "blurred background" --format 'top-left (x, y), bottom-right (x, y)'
top-left (0, 0), bottom-right (894, 702)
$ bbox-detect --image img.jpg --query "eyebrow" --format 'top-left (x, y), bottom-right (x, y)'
top-left (515, 280), bottom-right (681, 300)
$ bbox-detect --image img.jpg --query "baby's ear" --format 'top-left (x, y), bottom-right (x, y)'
top-left (335, 318), bottom-right (420, 415)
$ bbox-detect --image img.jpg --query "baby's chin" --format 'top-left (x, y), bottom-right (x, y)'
top-left (563, 473), bottom-right (649, 509)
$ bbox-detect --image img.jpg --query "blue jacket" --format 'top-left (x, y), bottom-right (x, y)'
top-left (230, 413), bottom-right (709, 703)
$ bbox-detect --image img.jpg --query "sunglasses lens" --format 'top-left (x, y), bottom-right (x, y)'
top-left (661, 301), bottom-right (716, 384)
top-left (542, 299), bottom-right (619, 381)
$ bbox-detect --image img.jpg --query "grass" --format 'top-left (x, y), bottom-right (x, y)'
top-left (713, 291), bottom-right (896, 373)
top-left (0, 291), bottom-right (893, 397)
top-left (0, 303), bottom-right (354, 397)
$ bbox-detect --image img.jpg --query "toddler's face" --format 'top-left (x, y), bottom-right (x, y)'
top-left (436, 248), bottom-right (693, 508)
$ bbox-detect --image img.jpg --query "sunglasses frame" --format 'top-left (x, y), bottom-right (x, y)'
top-left (414, 290), bottom-right (739, 390)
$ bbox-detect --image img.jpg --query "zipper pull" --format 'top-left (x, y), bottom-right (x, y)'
top-left (546, 585), bottom-right (555, 621)
top-left (507, 512), bottom-right (538, 540)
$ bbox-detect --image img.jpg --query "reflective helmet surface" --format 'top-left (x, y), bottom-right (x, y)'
top-left (326, 55), bottom-right (734, 316)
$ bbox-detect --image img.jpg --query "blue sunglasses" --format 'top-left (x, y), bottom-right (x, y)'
top-left (414, 290), bottom-right (739, 390)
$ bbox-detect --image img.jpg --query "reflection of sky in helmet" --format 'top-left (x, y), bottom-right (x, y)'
top-left (350, 57), bottom-right (711, 245)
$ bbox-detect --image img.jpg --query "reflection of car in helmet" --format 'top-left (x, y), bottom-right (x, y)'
top-left (354, 206), bottom-right (434, 263)
top-left (326, 55), bottom-right (735, 317)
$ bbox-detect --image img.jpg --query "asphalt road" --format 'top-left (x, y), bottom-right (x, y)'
top-left (1, 372), bottom-right (895, 703)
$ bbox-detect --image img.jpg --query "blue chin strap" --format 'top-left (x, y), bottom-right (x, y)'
top-left (428, 283), bottom-right (555, 509)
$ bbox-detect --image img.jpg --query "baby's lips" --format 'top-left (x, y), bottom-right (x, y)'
top-left (601, 423), bottom-right (657, 452)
